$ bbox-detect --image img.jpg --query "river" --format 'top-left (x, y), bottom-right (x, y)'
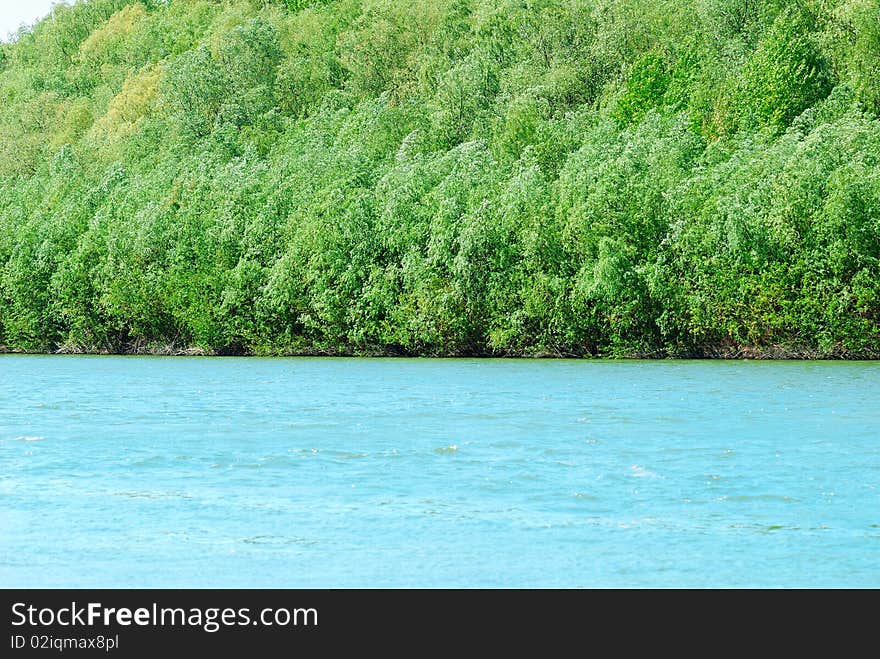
top-left (1, 356), bottom-right (877, 587)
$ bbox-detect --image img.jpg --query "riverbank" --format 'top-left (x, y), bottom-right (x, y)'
top-left (3, 2), bottom-right (879, 371)
top-left (0, 341), bottom-right (871, 359)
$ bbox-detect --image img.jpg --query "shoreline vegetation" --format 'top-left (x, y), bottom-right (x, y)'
top-left (1, 1), bottom-right (879, 360)
top-left (0, 342), bottom-right (863, 360)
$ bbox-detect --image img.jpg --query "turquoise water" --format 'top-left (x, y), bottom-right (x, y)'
top-left (1, 356), bottom-right (878, 587)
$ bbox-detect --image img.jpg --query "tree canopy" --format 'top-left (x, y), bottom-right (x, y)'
top-left (1, 0), bottom-right (878, 357)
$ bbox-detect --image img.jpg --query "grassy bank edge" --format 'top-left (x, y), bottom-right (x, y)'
top-left (1, 343), bottom-right (874, 359)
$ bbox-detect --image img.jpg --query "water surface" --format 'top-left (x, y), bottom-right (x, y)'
top-left (1, 356), bottom-right (877, 587)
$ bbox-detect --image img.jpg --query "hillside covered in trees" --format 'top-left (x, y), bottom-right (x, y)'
top-left (1, 0), bottom-right (878, 357)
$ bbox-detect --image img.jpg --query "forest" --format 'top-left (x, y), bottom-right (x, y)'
top-left (0, 0), bottom-right (878, 357)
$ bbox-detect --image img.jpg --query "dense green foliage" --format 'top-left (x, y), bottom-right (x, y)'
top-left (1, 0), bottom-right (878, 357)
